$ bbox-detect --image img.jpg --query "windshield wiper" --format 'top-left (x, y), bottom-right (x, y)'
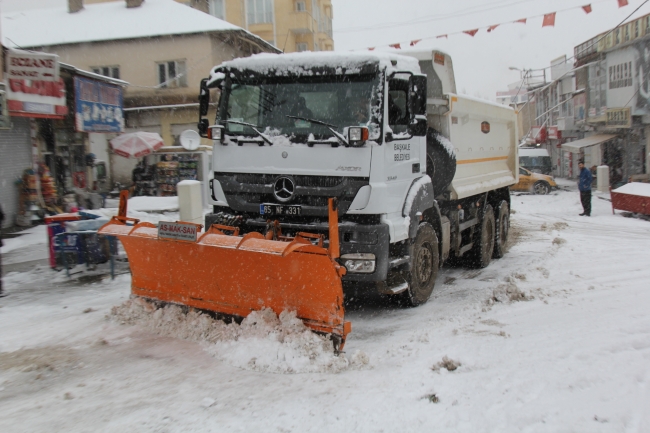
top-left (286, 115), bottom-right (349, 147)
top-left (224, 120), bottom-right (273, 146)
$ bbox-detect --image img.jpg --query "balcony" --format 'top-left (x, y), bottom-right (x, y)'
top-left (288, 12), bottom-right (316, 34)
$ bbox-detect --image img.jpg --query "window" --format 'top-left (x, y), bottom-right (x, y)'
top-left (157, 60), bottom-right (187, 88)
top-left (295, 1), bottom-right (305, 11)
top-left (296, 43), bottom-right (308, 52)
top-left (92, 66), bottom-right (120, 79)
top-left (209, 0), bottom-right (225, 20)
top-left (247, 0), bottom-right (273, 24)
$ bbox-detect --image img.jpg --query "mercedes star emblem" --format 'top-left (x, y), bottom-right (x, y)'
top-left (282, 151), bottom-right (288, 159)
top-left (273, 177), bottom-right (295, 202)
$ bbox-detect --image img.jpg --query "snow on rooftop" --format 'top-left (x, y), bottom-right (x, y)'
top-left (208, 51), bottom-right (421, 83)
top-left (1, 0), bottom-right (270, 49)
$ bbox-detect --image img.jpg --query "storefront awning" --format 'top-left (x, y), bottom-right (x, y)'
top-left (562, 134), bottom-right (617, 153)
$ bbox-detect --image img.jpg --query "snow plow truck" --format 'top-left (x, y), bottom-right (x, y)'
top-left (99, 50), bottom-right (518, 351)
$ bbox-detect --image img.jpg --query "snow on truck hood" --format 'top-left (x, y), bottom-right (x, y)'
top-left (207, 51), bottom-right (421, 85)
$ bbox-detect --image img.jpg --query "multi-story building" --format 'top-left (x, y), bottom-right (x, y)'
top-left (87, 0), bottom-right (334, 52)
top-left (517, 15), bottom-right (650, 181)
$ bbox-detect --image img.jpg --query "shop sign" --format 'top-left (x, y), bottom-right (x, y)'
top-left (606, 107), bottom-right (632, 128)
top-left (6, 49), bottom-right (59, 81)
top-left (531, 126), bottom-right (547, 143)
top-left (548, 126), bottom-right (561, 140)
top-left (5, 49), bottom-right (67, 119)
top-left (573, 93), bottom-right (586, 122)
top-left (74, 76), bottom-right (124, 133)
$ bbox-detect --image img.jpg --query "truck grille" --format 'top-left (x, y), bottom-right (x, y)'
top-left (214, 172), bottom-right (369, 217)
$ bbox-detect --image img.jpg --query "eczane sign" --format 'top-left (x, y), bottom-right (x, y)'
top-left (6, 49), bottom-right (59, 81)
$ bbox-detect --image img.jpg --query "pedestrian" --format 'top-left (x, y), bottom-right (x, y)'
top-left (578, 160), bottom-right (593, 216)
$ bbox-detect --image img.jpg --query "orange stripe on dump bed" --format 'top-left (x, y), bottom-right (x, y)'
top-left (457, 155), bottom-right (509, 165)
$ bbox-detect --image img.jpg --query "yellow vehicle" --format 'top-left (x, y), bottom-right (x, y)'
top-left (511, 167), bottom-right (557, 195)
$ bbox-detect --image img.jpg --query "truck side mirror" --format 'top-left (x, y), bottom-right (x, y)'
top-left (199, 78), bottom-right (210, 116)
top-left (408, 75), bottom-right (427, 119)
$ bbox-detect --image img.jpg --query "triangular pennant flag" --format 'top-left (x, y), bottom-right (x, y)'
top-left (542, 12), bottom-right (556, 27)
top-left (487, 25), bottom-right (499, 33)
top-left (436, 34), bottom-right (448, 39)
top-left (410, 39), bottom-right (422, 46)
top-left (618, 0), bottom-right (628, 7)
top-left (463, 29), bottom-right (479, 37)
top-left (368, 47), bottom-right (375, 51)
top-left (389, 43), bottom-right (401, 49)
top-left (582, 4), bottom-right (592, 13)
top-left (515, 18), bottom-right (527, 24)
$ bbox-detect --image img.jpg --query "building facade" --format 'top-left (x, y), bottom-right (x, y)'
top-left (519, 15), bottom-right (650, 181)
top-left (3, 0), bottom-right (279, 186)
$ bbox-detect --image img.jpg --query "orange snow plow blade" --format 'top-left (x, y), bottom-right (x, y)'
top-left (99, 199), bottom-right (351, 350)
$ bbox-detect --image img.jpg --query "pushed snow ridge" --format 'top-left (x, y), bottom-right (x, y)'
top-left (110, 298), bottom-right (369, 374)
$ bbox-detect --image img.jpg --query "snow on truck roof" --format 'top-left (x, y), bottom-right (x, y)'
top-left (208, 51), bottom-right (421, 85)
top-left (1, 0), bottom-right (275, 51)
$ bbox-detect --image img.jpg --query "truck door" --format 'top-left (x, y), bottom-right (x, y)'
top-left (382, 76), bottom-right (426, 212)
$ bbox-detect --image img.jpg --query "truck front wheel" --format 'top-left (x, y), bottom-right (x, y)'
top-left (402, 223), bottom-right (439, 307)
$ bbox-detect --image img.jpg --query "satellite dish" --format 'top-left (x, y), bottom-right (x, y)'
top-left (180, 130), bottom-right (201, 151)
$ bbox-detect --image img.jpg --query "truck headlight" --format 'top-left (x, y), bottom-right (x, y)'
top-left (341, 253), bottom-right (376, 273)
top-left (208, 125), bottom-right (224, 143)
top-left (348, 127), bottom-right (369, 145)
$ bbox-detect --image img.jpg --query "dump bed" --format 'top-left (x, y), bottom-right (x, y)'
top-left (445, 94), bottom-right (518, 200)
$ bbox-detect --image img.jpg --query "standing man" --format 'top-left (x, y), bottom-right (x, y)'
top-left (578, 160), bottom-right (593, 216)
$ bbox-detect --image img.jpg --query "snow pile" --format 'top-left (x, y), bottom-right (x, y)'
top-left (110, 298), bottom-right (368, 374)
top-left (612, 182), bottom-right (650, 197)
top-left (432, 131), bottom-right (456, 158)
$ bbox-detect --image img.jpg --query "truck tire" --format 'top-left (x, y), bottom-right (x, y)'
top-left (470, 204), bottom-right (495, 268)
top-left (426, 128), bottom-right (456, 196)
top-left (493, 200), bottom-right (509, 259)
top-left (402, 223), bottom-right (439, 306)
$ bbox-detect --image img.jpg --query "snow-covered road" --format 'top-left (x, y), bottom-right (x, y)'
top-left (1, 183), bottom-right (649, 432)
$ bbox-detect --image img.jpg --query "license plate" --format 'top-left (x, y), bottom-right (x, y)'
top-left (260, 203), bottom-right (302, 216)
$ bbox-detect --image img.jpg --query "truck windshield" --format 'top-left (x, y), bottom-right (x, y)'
top-left (218, 75), bottom-right (381, 141)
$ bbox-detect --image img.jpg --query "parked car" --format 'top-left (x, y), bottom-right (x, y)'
top-left (511, 167), bottom-right (557, 195)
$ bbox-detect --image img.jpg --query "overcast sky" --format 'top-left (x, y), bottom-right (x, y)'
top-left (3, 0), bottom-right (650, 100)
top-left (332, 0), bottom-right (650, 99)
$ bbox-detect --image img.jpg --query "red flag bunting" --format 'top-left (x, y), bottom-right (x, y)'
top-left (389, 43), bottom-right (401, 49)
top-left (410, 39), bottom-right (422, 46)
top-left (436, 34), bottom-right (448, 39)
top-left (618, 0), bottom-right (628, 7)
top-left (487, 24), bottom-right (499, 33)
top-left (582, 4), bottom-right (592, 13)
top-left (515, 18), bottom-right (527, 24)
top-left (542, 12), bottom-right (556, 27)
top-left (463, 29), bottom-right (479, 37)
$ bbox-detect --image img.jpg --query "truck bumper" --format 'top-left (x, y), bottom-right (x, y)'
top-left (204, 214), bottom-right (390, 282)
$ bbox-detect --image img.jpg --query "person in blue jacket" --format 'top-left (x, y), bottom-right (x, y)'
top-left (578, 160), bottom-right (593, 216)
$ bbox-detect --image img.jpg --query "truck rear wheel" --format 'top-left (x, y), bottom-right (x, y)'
top-left (402, 223), bottom-right (439, 307)
top-left (493, 200), bottom-right (509, 259)
top-left (470, 204), bottom-right (495, 268)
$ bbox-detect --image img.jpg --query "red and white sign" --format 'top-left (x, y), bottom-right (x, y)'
top-left (547, 126), bottom-right (561, 140)
top-left (158, 222), bottom-right (199, 242)
top-left (5, 48), bottom-right (67, 119)
top-left (6, 49), bottom-right (59, 81)
top-left (531, 126), bottom-right (547, 143)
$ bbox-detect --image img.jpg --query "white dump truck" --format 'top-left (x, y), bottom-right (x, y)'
top-left (198, 50), bottom-right (518, 306)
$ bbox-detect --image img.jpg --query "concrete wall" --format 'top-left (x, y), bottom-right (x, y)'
top-left (0, 118), bottom-right (32, 228)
